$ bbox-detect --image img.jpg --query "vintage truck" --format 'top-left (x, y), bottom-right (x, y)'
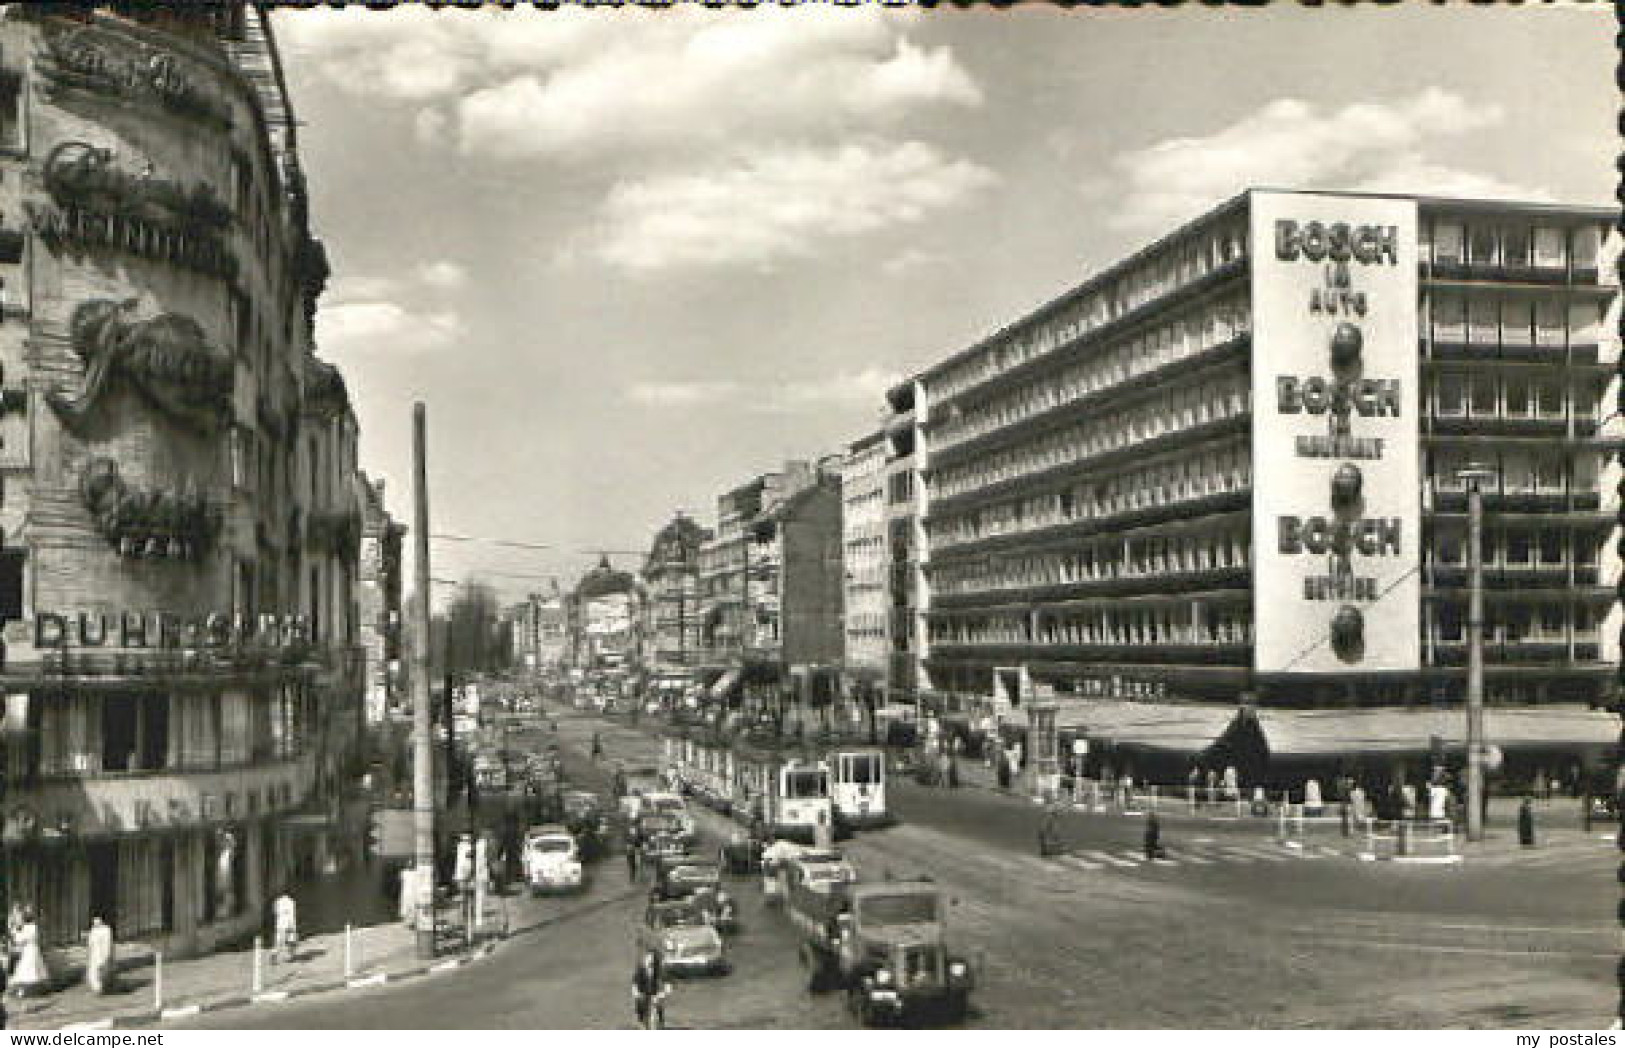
top-left (788, 876), bottom-right (973, 1025)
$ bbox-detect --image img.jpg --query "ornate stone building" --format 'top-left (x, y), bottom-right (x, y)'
top-left (358, 473), bottom-right (403, 723)
top-left (0, 4), bottom-right (367, 958)
top-left (641, 512), bottom-right (709, 678)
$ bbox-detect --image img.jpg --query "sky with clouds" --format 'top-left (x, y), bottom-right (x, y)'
top-left (269, 4), bottom-right (1613, 603)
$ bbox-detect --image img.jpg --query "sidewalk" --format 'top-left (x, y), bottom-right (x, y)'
top-left (8, 878), bottom-right (542, 1031)
top-left (915, 757), bottom-right (1605, 860)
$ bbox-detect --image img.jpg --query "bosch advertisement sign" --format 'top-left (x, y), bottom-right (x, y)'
top-left (1249, 191), bottom-right (1420, 675)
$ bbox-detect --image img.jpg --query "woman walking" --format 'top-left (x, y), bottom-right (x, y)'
top-left (9, 908), bottom-right (49, 998)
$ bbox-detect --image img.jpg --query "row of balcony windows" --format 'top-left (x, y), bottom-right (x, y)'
top-left (933, 528), bottom-right (1251, 598)
top-left (1428, 373), bottom-right (1604, 428)
top-left (1426, 295), bottom-right (1606, 355)
top-left (931, 375), bottom-right (1251, 502)
top-left (929, 439), bottom-right (1251, 549)
top-left (929, 610), bottom-right (1256, 649)
top-left (928, 609), bottom-right (1604, 654)
top-left (927, 218), bottom-right (1251, 404)
top-left (1422, 219), bottom-right (1606, 282)
top-left (930, 292), bottom-right (1253, 450)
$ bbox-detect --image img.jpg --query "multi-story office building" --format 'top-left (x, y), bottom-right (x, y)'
top-left (642, 513), bottom-right (709, 675)
top-left (912, 188), bottom-right (1618, 771)
top-left (0, 5), bottom-right (368, 955)
top-left (884, 381), bottom-right (925, 705)
top-left (840, 432), bottom-right (889, 692)
top-left (695, 461), bottom-right (845, 689)
top-left (358, 475), bottom-right (403, 723)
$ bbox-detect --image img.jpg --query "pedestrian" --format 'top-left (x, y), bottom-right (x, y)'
top-left (1427, 781), bottom-right (1449, 824)
top-left (6, 903), bottom-right (23, 973)
top-left (1250, 786), bottom-right (1269, 818)
top-left (1222, 765), bottom-right (1239, 802)
top-left (996, 752), bottom-right (1012, 790)
top-left (1349, 783), bottom-right (1368, 826)
top-left (1518, 795), bottom-right (1537, 848)
top-left (272, 892), bottom-right (298, 963)
top-left (1143, 812), bottom-right (1166, 860)
top-left (1304, 778), bottom-right (1323, 818)
top-left (1205, 768), bottom-right (1219, 807)
top-left (625, 839), bottom-right (640, 881)
top-left (947, 753), bottom-right (960, 789)
top-left (937, 751), bottom-right (952, 790)
top-left (84, 916), bottom-right (114, 996)
top-left (1400, 782), bottom-right (1417, 823)
top-left (591, 732), bottom-right (604, 762)
top-left (1187, 766), bottom-right (1201, 809)
top-left (8, 908), bottom-right (48, 998)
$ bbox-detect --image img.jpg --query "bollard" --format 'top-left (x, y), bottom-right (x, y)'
top-left (1149, 785), bottom-right (1159, 813)
top-left (344, 924), bottom-right (353, 981)
top-left (154, 951), bottom-right (163, 1013)
top-left (253, 936), bottom-right (263, 995)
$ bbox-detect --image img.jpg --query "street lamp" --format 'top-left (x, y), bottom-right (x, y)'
top-left (1458, 463), bottom-right (1497, 843)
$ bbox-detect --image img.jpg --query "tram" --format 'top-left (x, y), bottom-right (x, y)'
top-left (829, 748), bottom-right (890, 829)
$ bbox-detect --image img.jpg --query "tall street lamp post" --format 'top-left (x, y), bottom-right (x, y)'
top-left (1459, 464), bottom-right (1497, 844)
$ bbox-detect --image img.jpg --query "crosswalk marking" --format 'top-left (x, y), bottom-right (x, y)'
top-left (1166, 850), bottom-right (1214, 865)
top-left (1079, 849), bottom-right (1141, 868)
top-left (1059, 854), bottom-right (1103, 872)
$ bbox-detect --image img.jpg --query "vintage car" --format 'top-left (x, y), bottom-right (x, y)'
top-left (718, 829), bottom-right (763, 875)
top-left (649, 856), bottom-right (737, 932)
top-left (631, 809), bottom-right (686, 852)
top-left (638, 829), bottom-right (689, 870)
top-left (522, 824), bottom-right (584, 894)
top-left (641, 792), bottom-right (697, 842)
top-left (562, 791), bottom-right (609, 860)
top-left (638, 899), bottom-right (729, 976)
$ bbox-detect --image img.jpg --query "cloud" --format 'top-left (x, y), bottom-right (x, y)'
top-left (592, 141), bottom-right (994, 273)
top-left (627, 368), bottom-right (896, 414)
top-left (1104, 89), bottom-right (1550, 232)
top-left (627, 380), bottom-right (741, 407)
top-left (750, 367), bottom-right (901, 414)
top-left (416, 260), bottom-right (469, 289)
top-left (318, 300), bottom-right (464, 357)
top-left (276, 7), bottom-right (978, 165)
top-left (881, 247), bottom-right (948, 276)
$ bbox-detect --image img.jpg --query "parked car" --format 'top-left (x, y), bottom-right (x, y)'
top-left (523, 824), bottom-right (585, 894)
top-left (638, 899), bottom-right (730, 976)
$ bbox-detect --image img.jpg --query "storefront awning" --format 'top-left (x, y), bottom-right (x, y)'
top-left (1253, 704), bottom-right (1618, 759)
top-left (1056, 699), bottom-right (1237, 754)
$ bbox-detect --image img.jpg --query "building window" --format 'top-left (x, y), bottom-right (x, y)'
top-left (1467, 225), bottom-right (1499, 269)
top-left (1433, 221), bottom-right (1464, 269)
top-left (1503, 375), bottom-right (1531, 418)
top-left (1436, 373), bottom-right (1466, 417)
top-left (1571, 224), bottom-right (1601, 280)
top-left (1502, 227), bottom-right (1531, 272)
top-left (1431, 294), bottom-right (1465, 345)
top-left (0, 68), bottom-right (21, 153)
top-left (0, 548), bottom-right (24, 621)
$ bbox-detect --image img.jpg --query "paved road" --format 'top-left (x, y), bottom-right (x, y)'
top-left (191, 699), bottom-right (1614, 1029)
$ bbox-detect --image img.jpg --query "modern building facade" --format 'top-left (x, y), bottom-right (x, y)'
top-left (884, 381), bottom-right (925, 705)
top-left (0, 5), bottom-right (368, 956)
top-left (840, 432), bottom-right (889, 690)
top-left (357, 474), bottom-right (403, 724)
top-left (642, 513), bottom-right (709, 676)
top-left (910, 188), bottom-right (1618, 771)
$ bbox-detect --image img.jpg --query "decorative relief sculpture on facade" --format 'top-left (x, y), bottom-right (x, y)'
top-left (80, 457), bottom-right (222, 561)
top-left (48, 298), bottom-right (235, 435)
top-left (35, 22), bottom-right (234, 130)
top-left (26, 141), bottom-right (237, 279)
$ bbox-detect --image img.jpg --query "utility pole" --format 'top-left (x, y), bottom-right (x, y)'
top-left (1461, 465), bottom-right (1495, 844)
top-left (410, 403), bottom-right (437, 958)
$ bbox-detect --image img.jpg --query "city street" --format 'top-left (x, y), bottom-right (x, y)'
top-left (185, 700), bottom-right (1615, 1030)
